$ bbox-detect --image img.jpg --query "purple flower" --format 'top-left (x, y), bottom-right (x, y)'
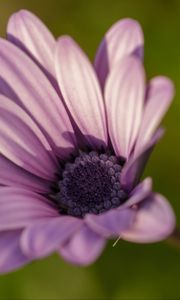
top-left (0, 10), bottom-right (175, 273)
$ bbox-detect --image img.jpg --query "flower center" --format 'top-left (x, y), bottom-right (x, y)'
top-left (56, 151), bottom-right (127, 218)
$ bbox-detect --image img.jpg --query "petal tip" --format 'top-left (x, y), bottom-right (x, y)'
top-left (121, 193), bottom-right (176, 243)
top-left (151, 75), bottom-right (175, 99)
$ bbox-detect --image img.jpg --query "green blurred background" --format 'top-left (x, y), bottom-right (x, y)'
top-left (0, 0), bottom-right (180, 299)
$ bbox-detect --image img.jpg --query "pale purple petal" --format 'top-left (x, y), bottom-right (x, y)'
top-left (121, 128), bottom-right (164, 191)
top-left (85, 208), bottom-right (135, 238)
top-left (59, 225), bottom-right (105, 266)
top-left (121, 193), bottom-right (175, 243)
top-left (21, 217), bottom-right (82, 259)
top-left (7, 10), bottom-right (56, 77)
top-left (0, 154), bottom-right (51, 193)
top-left (0, 230), bottom-right (29, 274)
top-left (134, 76), bottom-right (174, 154)
top-left (0, 38), bottom-right (76, 158)
top-left (0, 95), bottom-right (58, 180)
top-left (105, 56), bottom-right (145, 158)
top-left (0, 187), bottom-right (58, 230)
top-left (55, 36), bottom-right (107, 148)
top-left (122, 177), bottom-right (152, 208)
top-left (95, 18), bottom-right (144, 89)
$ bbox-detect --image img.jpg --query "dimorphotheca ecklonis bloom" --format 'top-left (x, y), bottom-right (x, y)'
top-left (0, 10), bottom-right (175, 273)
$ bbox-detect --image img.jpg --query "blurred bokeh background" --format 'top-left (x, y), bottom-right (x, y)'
top-left (0, 0), bottom-right (180, 299)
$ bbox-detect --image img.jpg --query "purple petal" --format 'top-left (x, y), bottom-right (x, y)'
top-left (121, 193), bottom-right (175, 243)
top-left (21, 216), bottom-right (82, 259)
top-left (0, 38), bottom-right (76, 158)
top-left (121, 128), bottom-right (164, 191)
top-left (85, 208), bottom-right (135, 238)
top-left (7, 10), bottom-right (56, 77)
top-left (0, 95), bottom-right (58, 180)
top-left (135, 76), bottom-right (174, 154)
top-left (0, 187), bottom-right (58, 230)
top-left (0, 230), bottom-right (29, 274)
top-left (122, 177), bottom-right (152, 208)
top-left (0, 154), bottom-right (51, 193)
top-left (55, 36), bottom-right (107, 148)
top-left (59, 225), bottom-right (105, 266)
top-left (105, 56), bottom-right (145, 158)
top-left (95, 18), bottom-right (144, 89)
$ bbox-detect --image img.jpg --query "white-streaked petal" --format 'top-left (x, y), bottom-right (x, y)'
top-left (121, 193), bottom-right (175, 243)
top-left (55, 36), bottom-right (107, 148)
top-left (95, 18), bottom-right (144, 89)
top-left (0, 187), bottom-right (58, 230)
top-left (105, 56), bottom-right (145, 158)
top-left (0, 154), bottom-right (51, 193)
top-left (7, 9), bottom-right (56, 76)
top-left (134, 76), bottom-right (174, 154)
top-left (0, 38), bottom-right (76, 158)
top-left (0, 96), bottom-right (57, 180)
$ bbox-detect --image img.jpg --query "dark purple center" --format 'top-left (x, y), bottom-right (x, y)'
top-left (56, 151), bottom-right (127, 218)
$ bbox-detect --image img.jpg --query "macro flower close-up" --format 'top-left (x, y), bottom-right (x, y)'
top-left (0, 9), bottom-right (176, 274)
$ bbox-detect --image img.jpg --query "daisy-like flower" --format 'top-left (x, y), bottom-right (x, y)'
top-left (0, 10), bottom-right (175, 273)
